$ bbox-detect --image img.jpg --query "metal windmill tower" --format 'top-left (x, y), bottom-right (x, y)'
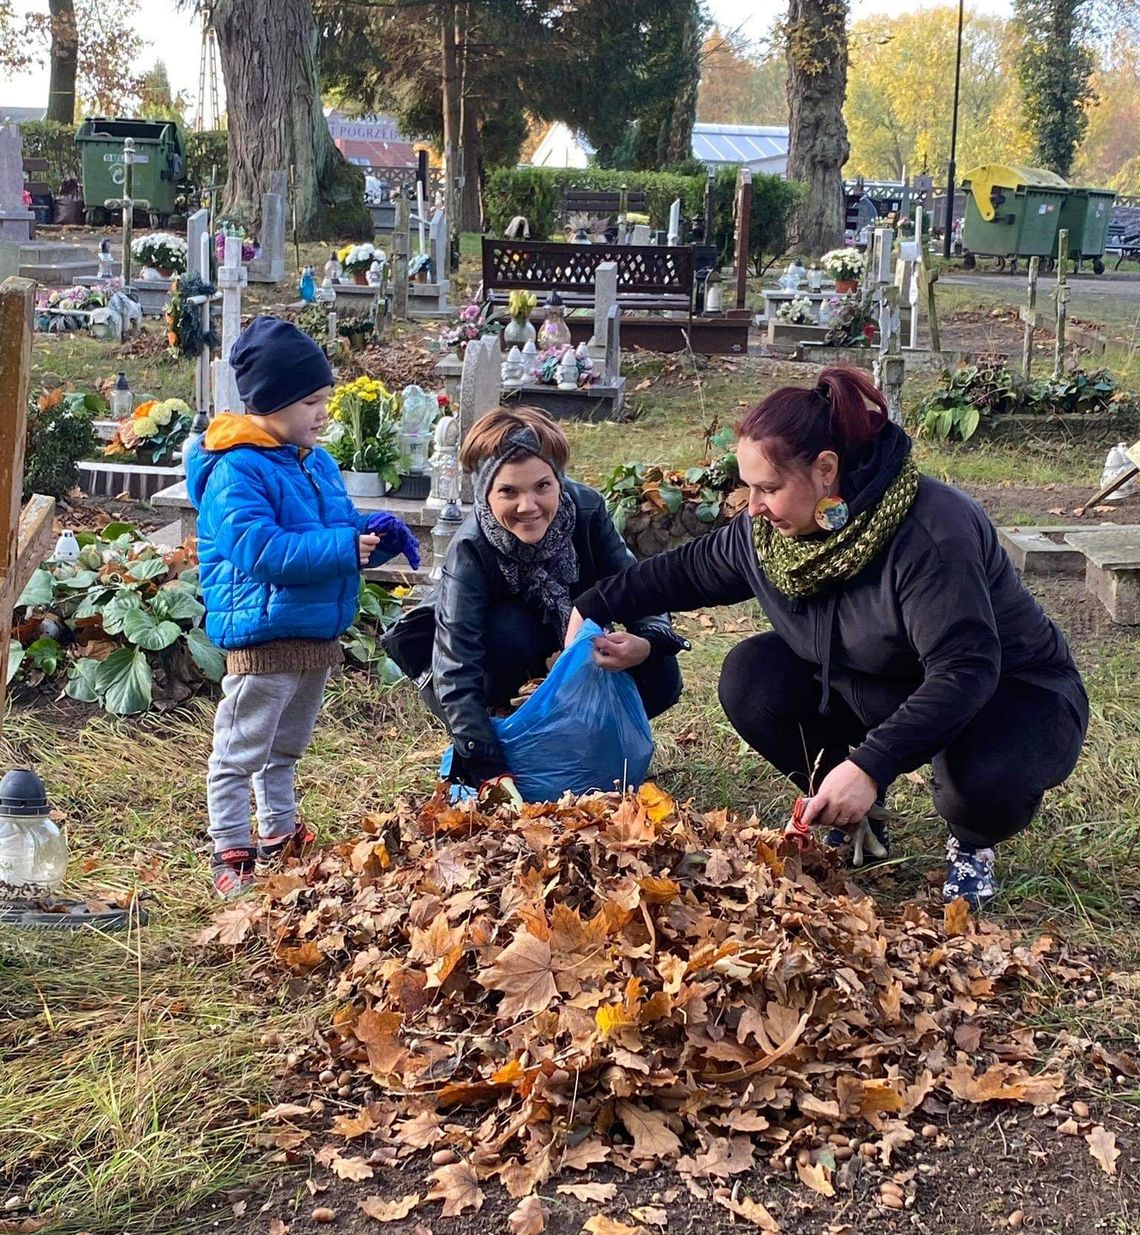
top-left (195, 3), bottom-right (222, 131)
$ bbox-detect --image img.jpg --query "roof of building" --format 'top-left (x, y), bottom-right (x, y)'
top-left (1, 106), bottom-right (48, 124)
top-left (691, 122), bottom-right (789, 165)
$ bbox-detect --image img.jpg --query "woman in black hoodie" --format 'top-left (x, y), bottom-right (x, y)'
top-left (570, 366), bottom-right (1087, 908)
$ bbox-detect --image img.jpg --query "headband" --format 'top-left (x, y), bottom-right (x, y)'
top-left (475, 425), bottom-right (563, 501)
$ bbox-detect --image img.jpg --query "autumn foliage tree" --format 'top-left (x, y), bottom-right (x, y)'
top-left (697, 27), bottom-right (789, 125)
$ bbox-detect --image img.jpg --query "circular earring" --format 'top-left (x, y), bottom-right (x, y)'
top-left (814, 494), bottom-right (849, 531)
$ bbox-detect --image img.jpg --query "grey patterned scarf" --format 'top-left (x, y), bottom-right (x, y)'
top-left (474, 427), bottom-right (579, 636)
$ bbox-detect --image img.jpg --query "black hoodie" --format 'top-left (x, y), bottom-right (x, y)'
top-left (575, 424), bottom-right (1085, 790)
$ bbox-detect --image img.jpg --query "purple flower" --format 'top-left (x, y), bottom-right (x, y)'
top-left (460, 303), bottom-right (481, 321)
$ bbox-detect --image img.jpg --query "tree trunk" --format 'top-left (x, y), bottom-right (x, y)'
top-left (46, 0), bottom-right (78, 124)
top-left (785, 0), bottom-right (850, 257)
top-left (213, 0), bottom-right (369, 240)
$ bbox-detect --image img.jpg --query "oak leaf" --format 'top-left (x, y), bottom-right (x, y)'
top-left (331, 1109), bottom-right (375, 1139)
top-left (330, 1154), bottom-right (374, 1181)
top-left (616, 1101), bottom-right (681, 1160)
top-left (359, 1194), bottom-right (420, 1222)
top-left (478, 929), bottom-right (558, 1020)
top-left (393, 1109), bottom-right (444, 1149)
top-left (556, 1182), bottom-right (617, 1202)
top-left (796, 1160), bottom-right (835, 1197)
top-left (560, 1138), bottom-right (611, 1171)
top-left (1086, 1125), bottom-right (1120, 1176)
top-left (426, 1162), bottom-right (484, 1217)
top-left (582, 1219), bottom-right (648, 1235)
top-left (945, 1059), bottom-right (1064, 1106)
top-left (713, 1189), bottom-right (780, 1231)
top-left (508, 1196), bottom-right (546, 1235)
top-left (943, 897), bottom-right (970, 937)
top-left (629, 1207), bottom-right (668, 1228)
top-left (355, 1009), bottom-right (406, 1076)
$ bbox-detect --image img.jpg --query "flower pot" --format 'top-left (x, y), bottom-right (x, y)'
top-left (134, 446), bottom-right (155, 465)
top-left (352, 271), bottom-right (368, 286)
top-left (341, 469), bottom-right (387, 498)
top-left (503, 316), bottom-right (536, 347)
top-left (835, 278), bottom-right (858, 295)
top-left (155, 266), bottom-right (175, 279)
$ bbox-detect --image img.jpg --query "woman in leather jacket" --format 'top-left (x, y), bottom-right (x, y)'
top-left (384, 406), bottom-right (687, 789)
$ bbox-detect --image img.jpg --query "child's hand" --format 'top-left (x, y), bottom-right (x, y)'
top-left (359, 533), bottom-right (381, 565)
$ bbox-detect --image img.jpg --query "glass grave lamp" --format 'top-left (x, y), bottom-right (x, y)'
top-left (110, 371), bottom-right (133, 420)
top-left (399, 385), bottom-right (437, 476)
top-left (0, 769), bottom-right (68, 903)
top-left (537, 291), bottom-right (572, 351)
top-left (704, 269), bottom-right (724, 315)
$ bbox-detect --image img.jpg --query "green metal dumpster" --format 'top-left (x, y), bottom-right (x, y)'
top-left (959, 164), bottom-right (1068, 270)
top-left (1058, 187), bottom-right (1116, 273)
top-left (75, 118), bottom-right (184, 227)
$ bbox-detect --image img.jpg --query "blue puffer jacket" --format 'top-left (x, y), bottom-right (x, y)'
top-left (185, 414), bottom-right (388, 649)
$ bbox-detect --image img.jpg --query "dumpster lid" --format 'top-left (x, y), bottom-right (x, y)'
top-left (960, 164), bottom-right (1069, 222)
top-left (76, 117), bottom-right (178, 145)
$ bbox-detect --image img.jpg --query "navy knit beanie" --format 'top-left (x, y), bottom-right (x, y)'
top-left (230, 315), bottom-right (334, 415)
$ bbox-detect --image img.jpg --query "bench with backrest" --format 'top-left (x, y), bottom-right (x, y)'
top-left (562, 188), bottom-right (648, 221)
top-left (1107, 205), bottom-right (1140, 270)
top-left (481, 238), bottom-right (693, 315)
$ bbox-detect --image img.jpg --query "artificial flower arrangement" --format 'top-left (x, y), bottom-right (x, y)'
top-left (776, 295), bottom-right (816, 325)
top-left (214, 224), bottom-right (259, 264)
top-left (822, 293), bottom-right (877, 347)
top-left (34, 286), bottom-right (108, 329)
top-left (104, 398), bottom-right (193, 465)
top-left (507, 290), bottom-right (537, 324)
top-left (131, 231), bottom-right (188, 275)
top-left (407, 252), bottom-right (432, 279)
top-left (437, 300), bottom-right (500, 354)
top-left (819, 247), bottom-right (865, 283)
top-left (337, 242), bottom-right (382, 277)
top-left (529, 346), bottom-right (597, 387)
top-left (320, 376), bottom-right (403, 485)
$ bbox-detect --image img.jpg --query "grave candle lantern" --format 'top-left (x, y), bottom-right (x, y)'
top-left (0, 769), bottom-right (68, 902)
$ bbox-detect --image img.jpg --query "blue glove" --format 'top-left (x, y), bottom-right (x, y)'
top-left (364, 512), bottom-right (421, 569)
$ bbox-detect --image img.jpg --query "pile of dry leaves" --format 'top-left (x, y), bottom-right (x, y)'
top-left (200, 788), bottom-right (1133, 1230)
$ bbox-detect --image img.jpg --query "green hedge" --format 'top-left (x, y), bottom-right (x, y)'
top-left (17, 121), bottom-right (81, 189)
top-left (483, 164), bottom-right (801, 270)
top-left (483, 168), bottom-right (705, 240)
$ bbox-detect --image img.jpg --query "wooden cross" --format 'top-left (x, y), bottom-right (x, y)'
top-left (1, 278), bottom-right (57, 724)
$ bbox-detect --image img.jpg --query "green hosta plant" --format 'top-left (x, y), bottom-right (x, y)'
top-left (11, 524), bottom-right (224, 714)
top-left (342, 580), bottom-right (405, 681)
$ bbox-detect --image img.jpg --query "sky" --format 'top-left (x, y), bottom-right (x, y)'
top-left (4, 0), bottom-right (1011, 123)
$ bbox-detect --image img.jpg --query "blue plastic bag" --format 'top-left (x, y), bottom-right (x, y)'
top-left (442, 620), bottom-right (654, 802)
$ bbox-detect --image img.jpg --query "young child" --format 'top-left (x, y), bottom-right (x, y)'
top-left (185, 315), bottom-right (420, 898)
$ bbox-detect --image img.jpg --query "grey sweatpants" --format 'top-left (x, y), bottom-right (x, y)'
top-left (206, 668), bottom-right (331, 853)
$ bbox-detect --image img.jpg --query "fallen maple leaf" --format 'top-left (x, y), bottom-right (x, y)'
top-left (330, 1154), bottom-right (374, 1181)
top-left (478, 928), bottom-right (558, 1020)
top-left (556, 1182), bottom-right (617, 1201)
top-left (359, 1194), bottom-right (420, 1222)
top-left (1086, 1125), bottom-right (1120, 1176)
top-left (426, 1162), bottom-right (484, 1217)
top-left (617, 1100), bottom-right (682, 1160)
top-left (638, 782), bottom-right (676, 823)
top-left (508, 1195), bottom-right (546, 1235)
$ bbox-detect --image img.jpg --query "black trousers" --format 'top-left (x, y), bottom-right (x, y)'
top-left (717, 632), bottom-right (1088, 849)
top-left (423, 601), bottom-right (683, 763)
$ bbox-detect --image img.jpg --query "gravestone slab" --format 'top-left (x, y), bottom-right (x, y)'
top-left (630, 224), bottom-right (651, 246)
top-left (1065, 527), bottom-right (1140, 624)
top-left (458, 335), bottom-right (502, 502)
top-left (0, 126), bottom-right (34, 241)
top-left (997, 525), bottom-right (1086, 575)
top-left (589, 261), bottom-right (617, 356)
top-left (248, 190), bottom-right (286, 283)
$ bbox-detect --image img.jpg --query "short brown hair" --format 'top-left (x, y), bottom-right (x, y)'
top-left (459, 405), bottom-right (571, 474)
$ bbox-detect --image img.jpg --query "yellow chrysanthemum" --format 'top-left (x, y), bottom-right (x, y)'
top-left (134, 415), bottom-right (158, 438)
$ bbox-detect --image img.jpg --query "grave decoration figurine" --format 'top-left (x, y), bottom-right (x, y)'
top-left (366, 258), bottom-right (385, 287)
top-left (98, 238), bottom-right (115, 279)
top-left (324, 251), bottom-right (343, 285)
top-left (427, 408), bottom-right (462, 510)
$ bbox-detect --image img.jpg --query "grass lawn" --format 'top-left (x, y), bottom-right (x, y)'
top-left (5, 245), bottom-right (1140, 1234)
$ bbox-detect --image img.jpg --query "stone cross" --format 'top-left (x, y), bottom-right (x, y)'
top-left (0, 126), bottom-right (34, 242)
top-left (589, 261), bottom-right (618, 356)
top-left (185, 209), bottom-right (214, 438)
top-left (213, 232), bottom-right (247, 413)
top-left (457, 335), bottom-right (502, 503)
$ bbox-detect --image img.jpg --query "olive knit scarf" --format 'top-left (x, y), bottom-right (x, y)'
top-left (753, 455), bottom-right (919, 599)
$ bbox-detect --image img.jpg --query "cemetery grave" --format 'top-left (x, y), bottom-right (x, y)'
top-left (5, 152), bottom-right (1140, 1235)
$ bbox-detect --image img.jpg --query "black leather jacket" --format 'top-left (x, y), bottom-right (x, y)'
top-left (387, 479), bottom-right (686, 780)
